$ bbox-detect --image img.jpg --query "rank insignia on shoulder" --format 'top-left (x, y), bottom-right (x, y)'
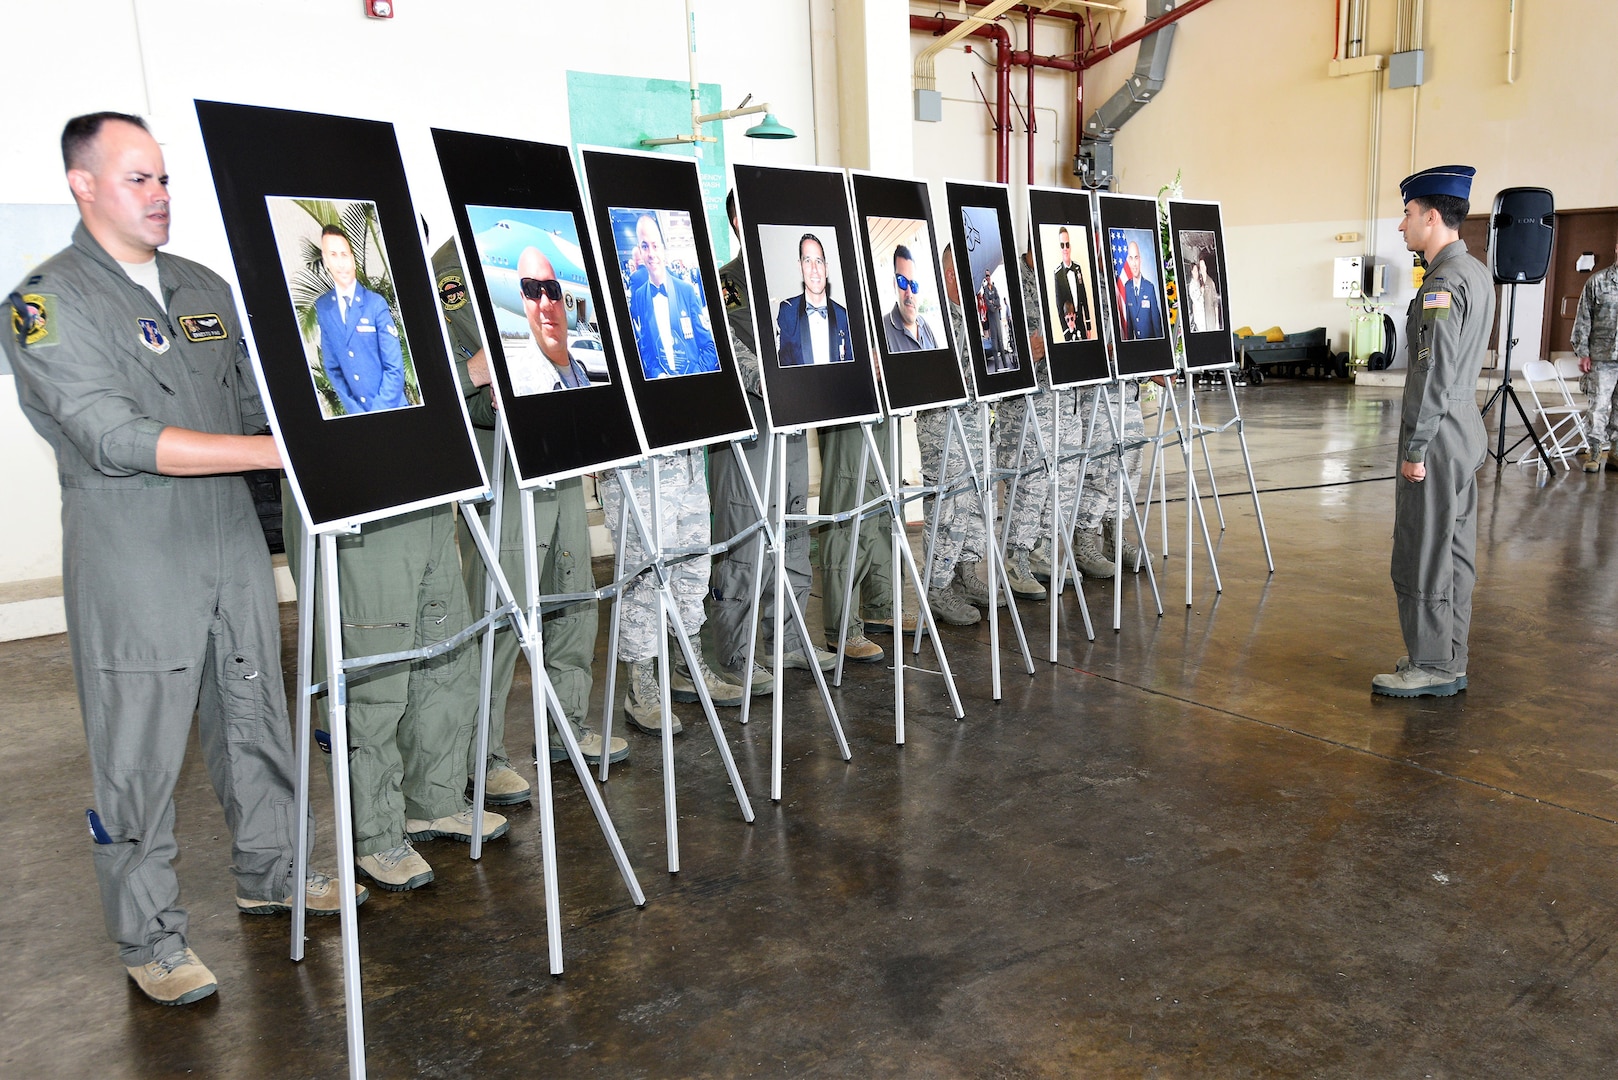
top-left (137, 317), bottom-right (170, 354)
top-left (437, 272), bottom-right (468, 311)
top-left (177, 313), bottom-right (228, 342)
top-left (10, 292), bottom-right (57, 349)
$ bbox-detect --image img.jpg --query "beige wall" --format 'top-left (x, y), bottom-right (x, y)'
top-left (910, 0), bottom-right (1617, 353)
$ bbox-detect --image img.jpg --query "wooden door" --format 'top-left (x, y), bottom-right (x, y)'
top-left (1459, 214), bottom-right (1497, 352)
top-left (1545, 208), bottom-right (1618, 357)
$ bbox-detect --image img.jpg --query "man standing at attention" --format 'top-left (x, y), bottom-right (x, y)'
top-left (3, 112), bottom-right (356, 1006)
top-left (1374, 165), bottom-right (1493, 698)
top-left (1572, 231), bottom-right (1618, 473)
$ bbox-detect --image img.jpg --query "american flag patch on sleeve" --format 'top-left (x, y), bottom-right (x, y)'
top-left (1422, 291), bottom-right (1452, 310)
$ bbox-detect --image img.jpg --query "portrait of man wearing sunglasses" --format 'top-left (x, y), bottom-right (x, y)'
top-left (507, 245), bottom-right (592, 395)
top-left (626, 212), bottom-right (719, 379)
top-left (882, 243), bottom-right (938, 353)
top-left (1051, 225), bottom-right (1094, 342)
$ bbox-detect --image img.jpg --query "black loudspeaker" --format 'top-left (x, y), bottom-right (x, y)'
top-left (1489, 187), bottom-right (1555, 284)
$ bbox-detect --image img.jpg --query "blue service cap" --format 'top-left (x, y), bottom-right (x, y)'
top-left (1399, 165), bottom-right (1475, 204)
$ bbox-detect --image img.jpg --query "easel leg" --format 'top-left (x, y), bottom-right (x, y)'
top-left (290, 527), bottom-right (316, 959)
top-left (1224, 369), bottom-right (1275, 572)
top-left (597, 490), bottom-right (632, 783)
top-left (864, 420), bottom-right (964, 721)
top-left (318, 534), bottom-right (368, 1079)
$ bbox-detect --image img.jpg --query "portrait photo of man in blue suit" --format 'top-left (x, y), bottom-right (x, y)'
top-left (774, 232), bottom-right (853, 367)
top-left (314, 223), bottom-right (411, 415)
top-left (626, 212), bottom-right (719, 380)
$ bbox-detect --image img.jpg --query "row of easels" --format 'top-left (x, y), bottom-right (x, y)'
top-left (285, 368), bottom-right (1268, 1079)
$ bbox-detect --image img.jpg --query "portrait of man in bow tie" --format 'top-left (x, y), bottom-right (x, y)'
top-left (774, 232), bottom-right (853, 367)
top-left (620, 209), bottom-right (719, 380)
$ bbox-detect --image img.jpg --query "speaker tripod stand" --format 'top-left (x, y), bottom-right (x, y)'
top-left (1479, 282), bottom-right (1555, 470)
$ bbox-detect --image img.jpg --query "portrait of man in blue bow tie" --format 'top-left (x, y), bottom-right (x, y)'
top-left (625, 211), bottom-right (719, 380)
top-left (775, 232), bottom-right (853, 367)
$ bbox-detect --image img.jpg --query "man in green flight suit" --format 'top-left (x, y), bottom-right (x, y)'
top-left (1374, 165), bottom-right (1494, 698)
top-left (3, 112), bottom-right (356, 1007)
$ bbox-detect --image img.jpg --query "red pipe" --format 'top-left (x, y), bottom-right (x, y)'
top-left (1078, 0), bottom-right (1219, 68)
top-left (910, 13), bottom-right (1012, 183)
top-left (911, 0), bottom-right (1220, 184)
top-left (1026, 9), bottom-right (1036, 185)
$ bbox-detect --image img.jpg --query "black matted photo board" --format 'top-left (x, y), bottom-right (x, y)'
top-left (1027, 185), bottom-right (1111, 387)
top-left (1167, 198), bottom-right (1235, 372)
top-left (730, 164), bottom-right (883, 430)
top-left (848, 172), bottom-right (967, 415)
top-left (945, 180), bottom-right (1040, 403)
top-left (1096, 192), bottom-right (1176, 380)
top-left (195, 100), bottom-right (485, 532)
top-left (578, 147), bottom-right (754, 454)
top-left (432, 129), bottom-right (645, 484)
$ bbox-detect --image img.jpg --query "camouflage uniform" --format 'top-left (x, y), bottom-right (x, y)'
top-left (998, 259), bottom-right (1051, 552)
top-left (1572, 262), bottom-right (1618, 450)
top-left (1074, 383), bottom-right (1146, 532)
top-left (916, 302), bottom-right (988, 580)
top-left (710, 255), bottom-right (810, 665)
top-left (600, 449), bottom-right (711, 663)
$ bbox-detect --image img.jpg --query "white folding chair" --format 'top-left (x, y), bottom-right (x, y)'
top-left (1518, 358), bottom-right (1589, 468)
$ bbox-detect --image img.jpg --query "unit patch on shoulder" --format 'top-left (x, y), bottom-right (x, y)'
top-left (721, 276), bottom-right (744, 310)
top-left (437, 271), bottom-right (468, 311)
top-left (1422, 290), bottom-right (1452, 320)
top-left (10, 292), bottom-right (57, 348)
top-left (177, 313), bottom-right (228, 342)
top-left (137, 317), bottom-right (170, 354)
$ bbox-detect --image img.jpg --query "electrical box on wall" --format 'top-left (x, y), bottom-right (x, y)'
top-left (914, 89), bottom-right (942, 123)
top-left (1388, 50), bottom-right (1425, 88)
top-left (365, 1), bottom-right (394, 19)
top-left (1363, 258), bottom-right (1385, 297)
top-left (1333, 255), bottom-right (1364, 298)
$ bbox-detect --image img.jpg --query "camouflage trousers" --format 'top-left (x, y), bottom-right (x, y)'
top-left (998, 388), bottom-right (1088, 551)
top-left (917, 404), bottom-right (988, 580)
top-left (1074, 385), bottom-right (1146, 532)
top-left (599, 448), bottom-right (710, 664)
top-left (1586, 361), bottom-right (1618, 449)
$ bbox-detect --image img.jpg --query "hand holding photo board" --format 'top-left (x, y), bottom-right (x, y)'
top-left (847, 172), bottom-right (966, 415)
top-left (580, 148), bottom-right (754, 454)
top-left (432, 128), bottom-right (645, 484)
top-left (195, 101), bottom-right (485, 532)
top-left (730, 164), bottom-right (882, 430)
